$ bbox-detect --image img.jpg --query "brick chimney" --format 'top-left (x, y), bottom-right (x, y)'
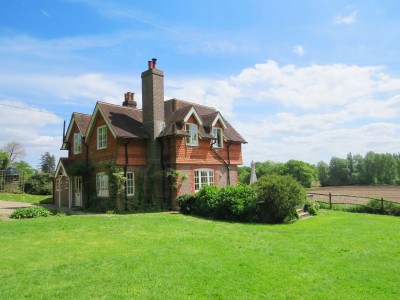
top-left (122, 92), bottom-right (137, 108)
top-left (141, 58), bottom-right (165, 140)
top-left (141, 58), bottom-right (165, 205)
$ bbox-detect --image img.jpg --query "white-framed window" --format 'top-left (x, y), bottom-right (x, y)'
top-left (126, 172), bottom-right (135, 196)
top-left (185, 123), bottom-right (198, 146)
top-left (212, 127), bottom-right (223, 148)
top-left (194, 169), bottom-right (214, 192)
top-left (65, 178), bottom-right (69, 190)
top-left (74, 133), bottom-right (82, 154)
top-left (96, 172), bottom-right (109, 197)
top-left (97, 125), bottom-right (107, 149)
top-left (56, 177), bottom-right (62, 191)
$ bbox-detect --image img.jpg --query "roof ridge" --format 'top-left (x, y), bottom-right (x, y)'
top-left (166, 98), bottom-right (217, 111)
top-left (97, 101), bottom-right (142, 111)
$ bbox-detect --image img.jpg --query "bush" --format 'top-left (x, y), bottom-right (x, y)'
top-left (253, 175), bottom-right (307, 223)
top-left (176, 194), bottom-right (197, 214)
top-left (304, 201), bottom-right (320, 215)
top-left (24, 173), bottom-right (52, 195)
top-left (177, 184), bottom-right (258, 222)
top-left (10, 206), bottom-right (51, 219)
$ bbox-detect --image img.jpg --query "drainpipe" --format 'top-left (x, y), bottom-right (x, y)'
top-left (84, 137), bottom-right (89, 208)
top-left (124, 139), bottom-right (133, 211)
top-left (210, 140), bottom-right (231, 185)
top-left (157, 138), bottom-right (167, 208)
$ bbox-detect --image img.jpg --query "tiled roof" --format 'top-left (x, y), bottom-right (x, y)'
top-left (162, 99), bottom-right (246, 143)
top-left (73, 113), bottom-right (91, 135)
top-left (85, 99), bottom-right (245, 143)
top-left (97, 102), bottom-right (149, 139)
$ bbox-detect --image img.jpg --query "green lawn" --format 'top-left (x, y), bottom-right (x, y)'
top-left (0, 211), bottom-right (399, 299)
top-left (0, 193), bottom-right (52, 204)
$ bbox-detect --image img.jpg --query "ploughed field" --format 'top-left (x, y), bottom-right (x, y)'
top-left (308, 185), bottom-right (400, 204)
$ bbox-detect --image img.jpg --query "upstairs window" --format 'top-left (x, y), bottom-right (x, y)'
top-left (185, 123), bottom-right (198, 146)
top-left (74, 133), bottom-right (82, 154)
top-left (126, 172), bottom-right (135, 196)
top-left (97, 125), bottom-right (107, 149)
top-left (212, 127), bottom-right (223, 148)
top-left (194, 169), bottom-right (214, 192)
top-left (96, 172), bottom-right (109, 197)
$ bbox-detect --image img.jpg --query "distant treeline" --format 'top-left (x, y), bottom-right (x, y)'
top-left (239, 151), bottom-right (400, 187)
top-left (317, 152), bottom-right (400, 186)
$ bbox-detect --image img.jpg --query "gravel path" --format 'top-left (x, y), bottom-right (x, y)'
top-left (0, 200), bottom-right (35, 221)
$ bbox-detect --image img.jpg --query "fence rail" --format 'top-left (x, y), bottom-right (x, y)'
top-left (307, 192), bottom-right (399, 213)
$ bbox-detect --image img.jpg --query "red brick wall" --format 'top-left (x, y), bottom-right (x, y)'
top-left (67, 123), bottom-right (87, 160)
top-left (87, 115), bottom-right (117, 166)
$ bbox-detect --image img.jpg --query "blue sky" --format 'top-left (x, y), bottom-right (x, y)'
top-left (1, 0), bottom-right (400, 167)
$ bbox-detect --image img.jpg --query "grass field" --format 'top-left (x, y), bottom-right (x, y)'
top-left (0, 193), bottom-right (52, 204)
top-left (0, 211), bottom-right (399, 299)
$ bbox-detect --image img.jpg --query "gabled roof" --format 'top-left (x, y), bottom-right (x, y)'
top-left (54, 157), bottom-right (73, 177)
top-left (202, 111), bottom-right (227, 129)
top-left (161, 99), bottom-right (246, 143)
top-left (62, 113), bottom-right (91, 150)
top-left (86, 102), bottom-right (149, 140)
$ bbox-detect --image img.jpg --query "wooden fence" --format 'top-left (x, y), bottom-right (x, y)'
top-left (0, 170), bottom-right (25, 193)
top-left (307, 192), bottom-right (399, 213)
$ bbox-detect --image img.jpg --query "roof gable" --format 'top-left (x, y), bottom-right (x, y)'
top-left (183, 106), bottom-right (203, 125)
top-left (55, 158), bottom-right (72, 177)
top-left (62, 113), bottom-right (91, 150)
top-left (86, 102), bottom-right (149, 141)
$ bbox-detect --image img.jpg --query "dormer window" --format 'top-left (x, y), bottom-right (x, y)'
top-left (212, 127), bottom-right (223, 148)
top-left (74, 133), bottom-right (82, 154)
top-left (185, 123), bottom-right (198, 146)
top-left (97, 125), bottom-right (107, 149)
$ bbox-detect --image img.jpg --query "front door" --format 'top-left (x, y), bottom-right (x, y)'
top-left (75, 177), bottom-right (82, 207)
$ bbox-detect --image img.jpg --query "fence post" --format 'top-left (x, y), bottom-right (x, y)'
top-left (381, 197), bottom-right (384, 214)
top-left (329, 193), bottom-right (332, 210)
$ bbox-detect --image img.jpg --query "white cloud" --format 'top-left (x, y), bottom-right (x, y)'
top-left (231, 60), bottom-right (390, 109)
top-left (0, 99), bottom-right (64, 167)
top-left (293, 45), bottom-right (305, 56)
top-left (167, 78), bottom-right (240, 118)
top-left (0, 72), bottom-right (138, 108)
top-left (334, 10), bottom-right (357, 25)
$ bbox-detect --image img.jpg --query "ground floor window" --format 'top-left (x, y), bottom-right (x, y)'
top-left (126, 172), bottom-right (135, 196)
top-left (194, 169), bottom-right (214, 192)
top-left (96, 172), bottom-right (109, 197)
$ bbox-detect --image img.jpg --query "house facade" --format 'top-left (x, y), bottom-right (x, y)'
top-left (54, 59), bottom-right (246, 211)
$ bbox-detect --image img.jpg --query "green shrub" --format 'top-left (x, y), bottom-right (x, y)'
top-left (177, 184), bottom-right (258, 222)
top-left (194, 185), bottom-right (220, 217)
top-left (304, 201), bottom-right (320, 215)
top-left (252, 175), bottom-right (307, 223)
top-left (24, 173), bottom-right (52, 195)
top-left (176, 194), bottom-right (197, 214)
top-left (10, 206), bottom-right (51, 219)
top-left (216, 184), bottom-right (257, 221)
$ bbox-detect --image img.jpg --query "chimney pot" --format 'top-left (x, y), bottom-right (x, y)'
top-left (148, 60), bottom-right (153, 69)
top-left (122, 92), bottom-right (137, 108)
top-left (152, 58), bottom-right (157, 69)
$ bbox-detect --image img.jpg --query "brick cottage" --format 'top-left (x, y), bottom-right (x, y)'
top-left (54, 59), bottom-right (246, 210)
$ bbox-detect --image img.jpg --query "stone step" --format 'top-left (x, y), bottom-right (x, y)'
top-left (296, 208), bottom-right (311, 219)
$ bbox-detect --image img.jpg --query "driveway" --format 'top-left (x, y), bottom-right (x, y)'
top-left (0, 200), bottom-right (35, 220)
